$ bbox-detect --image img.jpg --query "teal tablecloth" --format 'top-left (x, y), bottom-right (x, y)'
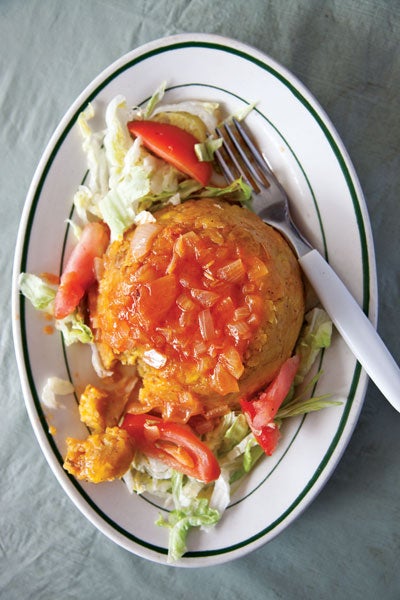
top-left (2, 1), bottom-right (399, 598)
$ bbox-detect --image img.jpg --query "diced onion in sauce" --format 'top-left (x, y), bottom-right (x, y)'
top-left (219, 347), bottom-right (245, 379)
top-left (211, 361), bottom-right (240, 395)
top-left (248, 256), bottom-right (269, 281)
top-left (176, 293), bottom-right (196, 312)
top-left (142, 349), bottom-right (168, 369)
top-left (190, 288), bottom-right (220, 307)
top-left (131, 223), bottom-right (161, 260)
top-left (198, 309), bottom-right (215, 341)
top-left (233, 306), bottom-right (251, 320)
top-left (174, 231), bottom-right (200, 258)
top-left (226, 320), bottom-right (252, 342)
top-left (217, 258), bottom-right (245, 283)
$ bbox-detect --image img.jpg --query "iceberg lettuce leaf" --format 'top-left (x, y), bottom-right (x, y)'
top-left (194, 137), bottom-right (223, 162)
top-left (18, 273), bottom-right (56, 313)
top-left (41, 377), bottom-right (75, 409)
top-left (143, 81), bottom-right (166, 118)
top-left (155, 502), bottom-right (214, 563)
top-left (55, 312), bottom-right (93, 346)
top-left (103, 95), bottom-right (133, 188)
top-left (194, 178), bottom-right (252, 207)
top-left (295, 307), bottom-right (333, 384)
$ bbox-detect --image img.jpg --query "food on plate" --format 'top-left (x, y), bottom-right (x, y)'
top-left (121, 413), bottom-right (221, 483)
top-left (91, 198), bottom-right (305, 426)
top-left (54, 222), bottom-right (110, 320)
top-left (127, 120), bottom-right (213, 185)
top-left (64, 426), bottom-right (135, 483)
top-left (19, 85), bottom-right (337, 561)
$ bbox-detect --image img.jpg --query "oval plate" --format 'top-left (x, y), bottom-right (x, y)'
top-left (12, 33), bottom-right (375, 567)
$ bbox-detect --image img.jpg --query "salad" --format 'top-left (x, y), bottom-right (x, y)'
top-left (19, 83), bottom-right (339, 562)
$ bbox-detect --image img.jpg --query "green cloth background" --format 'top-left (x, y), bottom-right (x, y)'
top-left (1, 1), bottom-right (399, 598)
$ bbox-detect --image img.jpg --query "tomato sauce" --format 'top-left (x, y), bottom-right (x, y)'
top-left (95, 206), bottom-right (267, 397)
top-left (92, 199), bottom-right (304, 421)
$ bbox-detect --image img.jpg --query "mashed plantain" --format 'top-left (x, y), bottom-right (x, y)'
top-left (64, 427), bottom-right (135, 483)
top-left (90, 199), bottom-right (304, 423)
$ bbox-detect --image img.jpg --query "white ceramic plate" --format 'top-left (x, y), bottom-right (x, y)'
top-left (12, 33), bottom-right (376, 567)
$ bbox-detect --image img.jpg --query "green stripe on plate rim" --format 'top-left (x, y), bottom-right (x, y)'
top-left (17, 39), bottom-right (367, 559)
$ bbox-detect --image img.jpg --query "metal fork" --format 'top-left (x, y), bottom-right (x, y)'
top-left (215, 118), bottom-right (400, 412)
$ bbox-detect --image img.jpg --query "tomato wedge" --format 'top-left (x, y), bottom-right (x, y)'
top-left (120, 413), bottom-right (221, 483)
top-left (240, 355), bottom-right (300, 455)
top-left (54, 222), bottom-right (110, 320)
top-left (127, 120), bottom-right (212, 186)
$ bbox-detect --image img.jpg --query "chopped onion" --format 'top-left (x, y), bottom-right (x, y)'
top-left (198, 308), bottom-right (215, 341)
top-left (193, 341), bottom-right (208, 357)
top-left (165, 252), bottom-right (179, 274)
top-left (191, 288), bottom-right (220, 307)
top-left (233, 306), bottom-right (251, 321)
top-left (142, 349), bottom-right (167, 369)
top-left (220, 347), bottom-right (244, 379)
top-left (179, 310), bottom-right (197, 328)
top-left (196, 356), bottom-right (213, 374)
top-left (242, 282), bottom-right (256, 294)
top-left (247, 313), bottom-right (261, 326)
top-left (217, 258), bottom-right (245, 283)
top-left (130, 222), bottom-right (161, 260)
top-left (174, 231), bottom-right (200, 258)
top-left (227, 320), bottom-right (252, 342)
top-left (176, 293), bottom-right (196, 312)
top-left (132, 263), bottom-right (157, 283)
top-left (215, 295), bottom-right (235, 315)
top-left (134, 210), bottom-right (157, 225)
top-left (143, 422), bottom-right (161, 442)
top-left (211, 362), bottom-right (239, 395)
top-left (245, 294), bottom-right (263, 313)
top-left (248, 257), bottom-right (268, 281)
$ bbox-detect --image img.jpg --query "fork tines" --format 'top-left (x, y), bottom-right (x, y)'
top-left (215, 118), bottom-right (271, 193)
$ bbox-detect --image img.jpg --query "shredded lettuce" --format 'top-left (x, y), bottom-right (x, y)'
top-left (196, 178), bottom-right (252, 207)
top-left (208, 468), bottom-right (231, 514)
top-left (274, 308), bottom-right (340, 419)
top-left (155, 472), bottom-right (220, 563)
top-left (103, 95), bottom-right (134, 189)
top-left (18, 273), bottom-right (56, 312)
top-left (143, 81), bottom-right (166, 118)
top-left (18, 273), bottom-right (94, 347)
top-left (277, 370), bottom-right (341, 420)
top-left (55, 312), bottom-right (93, 346)
top-left (41, 377), bottom-right (74, 409)
top-left (156, 499), bottom-right (220, 563)
top-left (295, 307), bottom-right (333, 384)
top-left (232, 101), bottom-right (258, 123)
top-left (277, 392), bottom-right (341, 419)
top-left (98, 170), bottom-right (151, 241)
top-left (218, 101), bottom-right (257, 127)
top-left (195, 137), bottom-right (223, 162)
top-left (70, 93), bottom-right (250, 240)
top-left (124, 457), bottom-right (173, 497)
top-left (123, 409), bottom-right (259, 561)
top-left (124, 457), bottom-right (220, 562)
top-left (90, 343), bottom-right (114, 379)
top-left (243, 439), bottom-right (265, 473)
top-left (220, 413), bottom-right (249, 453)
top-left (151, 100), bottom-right (220, 132)
top-left (73, 104), bottom-right (108, 223)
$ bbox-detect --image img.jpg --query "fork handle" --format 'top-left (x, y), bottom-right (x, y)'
top-left (299, 249), bottom-right (400, 412)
